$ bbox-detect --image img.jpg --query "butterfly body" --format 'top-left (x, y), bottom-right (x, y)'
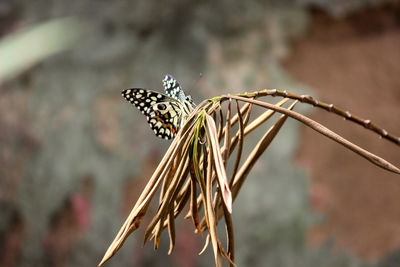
top-left (122, 75), bottom-right (195, 140)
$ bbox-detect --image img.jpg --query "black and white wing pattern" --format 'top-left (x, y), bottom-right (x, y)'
top-left (122, 75), bottom-right (196, 140)
top-left (163, 74), bottom-right (185, 102)
top-left (122, 88), bottom-right (182, 139)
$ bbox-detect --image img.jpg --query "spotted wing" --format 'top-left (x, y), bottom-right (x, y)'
top-left (162, 74), bottom-right (185, 101)
top-left (122, 88), bottom-right (183, 140)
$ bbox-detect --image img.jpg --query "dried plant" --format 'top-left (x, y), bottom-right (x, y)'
top-left (99, 90), bottom-right (400, 267)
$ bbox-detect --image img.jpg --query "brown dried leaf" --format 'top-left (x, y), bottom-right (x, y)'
top-left (205, 140), bottom-right (223, 267)
top-left (231, 101), bottom-right (298, 199)
top-left (167, 208), bottom-right (176, 255)
top-left (228, 95), bottom-right (400, 174)
top-left (223, 99), bottom-right (232, 164)
top-left (205, 114), bottom-right (233, 213)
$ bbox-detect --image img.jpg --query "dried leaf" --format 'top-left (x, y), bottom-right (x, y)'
top-left (205, 114), bottom-right (233, 213)
top-left (223, 99), bottom-right (232, 164)
top-left (199, 234), bottom-right (211, 255)
top-left (232, 101), bottom-right (297, 198)
top-left (228, 95), bottom-right (400, 174)
top-left (190, 171), bottom-right (201, 233)
top-left (230, 100), bottom-right (244, 187)
top-left (205, 140), bottom-right (223, 267)
top-left (167, 208), bottom-right (176, 255)
top-left (244, 98), bottom-right (290, 135)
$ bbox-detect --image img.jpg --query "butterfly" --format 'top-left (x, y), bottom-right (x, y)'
top-left (122, 74), bottom-right (196, 140)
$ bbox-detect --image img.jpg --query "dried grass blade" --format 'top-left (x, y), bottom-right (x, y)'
top-left (152, 159), bottom-right (191, 246)
top-left (244, 98), bottom-right (290, 136)
top-left (217, 241), bottom-right (236, 266)
top-left (175, 178), bottom-right (190, 203)
top-left (230, 100), bottom-right (244, 187)
top-left (190, 139), bottom-right (207, 213)
top-left (223, 99), bottom-right (232, 164)
top-left (187, 139), bottom-right (215, 224)
top-left (229, 102), bottom-right (251, 128)
top-left (99, 124), bottom-right (193, 266)
top-left (142, 125), bottom-right (195, 245)
top-left (159, 181), bottom-right (189, 229)
top-left (226, 102), bottom-right (252, 156)
top-left (190, 170), bottom-right (201, 232)
top-left (232, 101), bottom-right (297, 198)
top-left (199, 234), bottom-right (211, 255)
top-left (205, 138), bottom-right (223, 267)
top-left (172, 186), bottom-right (190, 217)
top-left (144, 153), bottom-right (190, 245)
top-left (218, 108), bottom-right (224, 141)
top-left (185, 139), bottom-right (210, 232)
top-left (192, 127), bottom-right (207, 196)
top-left (224, 98), bottom-right (289, 160)
top-left (228, 95), bottom-right (400, 174)
top-left (160, 167), bottom-right (191, 230)
top-left (222, 191), bottom-right (235, 266)
top-left (205, 114), bottom-right (233, 213)
top-left (242, 103), bottom-right (253, 127)
top-left (152, 143), bottom-right (191, 247)
top-left (160, 157), bottom-right (179, 203)
top-left (203, 101), bottom-right (298, 232)
top-left (218, 102), bottom-right (251, 140)
top-left (224, 101), bottom-right (250, 156)
top-left (167, 208), bottom-right (176, 255)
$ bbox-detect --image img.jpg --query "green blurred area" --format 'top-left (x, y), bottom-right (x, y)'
top-left (0, 18), bottom-right (83, 83)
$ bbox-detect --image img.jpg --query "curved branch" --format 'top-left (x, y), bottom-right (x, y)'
top-left (224, 95), bottom-right (400, 174)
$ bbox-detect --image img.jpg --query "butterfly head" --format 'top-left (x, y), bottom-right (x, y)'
top-left (185, 94), bottom-right (196, 109)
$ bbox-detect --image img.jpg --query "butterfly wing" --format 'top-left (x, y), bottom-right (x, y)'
top-left (122, 88), bottom-right (183, 140)
top-left (162, 74), bottom-right (185, 102)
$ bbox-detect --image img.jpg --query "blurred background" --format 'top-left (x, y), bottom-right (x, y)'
top-left (0, 0), bottom-right (399, 266)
